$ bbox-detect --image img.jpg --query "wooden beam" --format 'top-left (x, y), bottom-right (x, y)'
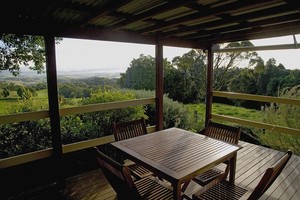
top-left (111, 0), bottom-right (197, 30)
top-left (213, 91), bottom-right (300, 106)
top-left (212, 114), bottom-right (300, 137)
top-left (139, 0), bottom-right (277, 34)
top-left (214, 43), bottom-right (300, 53)
top-left (206, 21), bottom-right (300, 43)
top-left (44, 35), bottom-right (64, 187)
top-left (183, 13), bottom-right (300, 40)
top-left (80, 0), bottom-right (132, 26)
top-left (60, 98), bottom-right (155, 117)
top-left (205, 45), bottom-right (213, 127)
top-left (155, 38), bottom-right (164, 131)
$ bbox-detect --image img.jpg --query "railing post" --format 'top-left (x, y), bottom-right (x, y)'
top-left (205, 44), bottom-right (213, 127)
top-left (44, 35), bottom-right (65, 187)
top-left (155, 38), bottom-right (163, 131)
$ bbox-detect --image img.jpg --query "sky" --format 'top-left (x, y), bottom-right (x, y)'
top-left (55, 34), bottom-right (300, 72)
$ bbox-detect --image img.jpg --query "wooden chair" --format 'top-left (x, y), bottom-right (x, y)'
top-left (192, 120), bottom-right (241, 186)
top-left (112, 118), bottom-right (153, 180)
top-left (94, 147), bottom-right (175, 200)
top-left (192, 150), bottom-right (292, 200)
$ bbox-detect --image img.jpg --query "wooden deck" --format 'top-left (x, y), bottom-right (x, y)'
top-left (6, 141), bottom-right (300, 200)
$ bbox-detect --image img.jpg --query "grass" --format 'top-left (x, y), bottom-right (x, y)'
top-left (187, 103), bottom-right (300, 155)
top-left (0, 98), bottom-right (21, 115)
top-left (187, 103), bottom-right (263, 122)
top-left (1, 96), bottom-right (299, 155)
top-left (36, 89), bottom-right (48, 98)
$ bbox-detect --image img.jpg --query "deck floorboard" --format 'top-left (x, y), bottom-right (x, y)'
top-left (6, 141), bottom-right (300, 200)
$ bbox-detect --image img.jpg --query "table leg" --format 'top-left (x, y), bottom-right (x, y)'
top-left (229, 152), bottom-right (237, 184)
top-left (172, 181), bottom-right (182, 200)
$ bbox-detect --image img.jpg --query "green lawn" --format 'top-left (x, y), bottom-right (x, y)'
top-left (0, 98), bottom-right (21, 115)
top-left (187, 103), bottom-right (262, 122)
top-left (0, 89), bottom-right (83, 115)
top-left (1, 96), bottom-right (298, 155)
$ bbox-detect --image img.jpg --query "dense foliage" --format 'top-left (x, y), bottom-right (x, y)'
top-left (259, 85), bottom-right (300, 154)
top-left (0, 87), bottom-right (193, 158)
top-left (0, 34), bottom-right (61, 76)
top-left (1, 36), bottom-right (300, 158)
top-left (119, 49), bottom-right (300, 109)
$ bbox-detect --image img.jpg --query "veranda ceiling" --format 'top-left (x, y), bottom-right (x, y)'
top-left (1, 0), bottom-right (300, 49)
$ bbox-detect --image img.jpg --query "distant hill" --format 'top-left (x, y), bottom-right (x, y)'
top-left (0, 68), bottom-right (123, 85)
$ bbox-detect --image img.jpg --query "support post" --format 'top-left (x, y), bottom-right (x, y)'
top-left (205, 44), bottom-right (213, 127)
top-left (155, 38), bottom-right (163, 131)
top-left (44, 36), bottom-right (64, 187)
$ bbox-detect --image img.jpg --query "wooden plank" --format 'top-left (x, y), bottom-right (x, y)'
top-left (213, 91), bottom-right (300, 106)
top-left (214, 43), bottom-right (300, 53)
top-left (205, 45), bottom-right (213, 126)
top-left (236, 144), bottom-right (263, 167)
top-left (60, 98), bottom-right (155, 116)
top-left (62, 135), bottom-right (115, 153)
top-left (0, 148), bottom-right (52, 169)
top-left (212, 114), bottom-right (300, 137)
top-left (291, 186), bottom-right (300, 200)
top-left (155, 39), bottom-right (163, 131)
top-left (0, 111), bottom-right (49, 125)
top-left (264, 156), bottom-right (300, 200)
top-left (45, 35), bottom-right (64, 186)
top-left (6, 141), bottom-right (300, 200)
top-left (238, 151), bottom-right (283, 186)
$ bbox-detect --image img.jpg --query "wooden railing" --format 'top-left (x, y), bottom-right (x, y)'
top-left (2, 92), bottom-right (299, 169)
top-left (212, 91), bottom-right (300, 137)
top-left (0, 98), bottom-right (156, 169)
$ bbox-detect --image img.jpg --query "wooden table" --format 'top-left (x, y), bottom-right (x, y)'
top-left (112, 127), bottom-right (242, 200)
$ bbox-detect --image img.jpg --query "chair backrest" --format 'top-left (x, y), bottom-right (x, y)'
top-left (94, 147), bottom-right (140, 200)
top-left (205, 120), bottom-right (241, 144)
top-left (112, 118), bottom-right (147, 141)
top-left (248, 150), bottom-right (292, 200)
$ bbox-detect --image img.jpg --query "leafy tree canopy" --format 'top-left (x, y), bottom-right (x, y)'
top-left (0, 34), bottom-right (61, 76)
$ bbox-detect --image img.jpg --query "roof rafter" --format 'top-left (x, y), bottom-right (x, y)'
top-left (206, 21), bottom-right (300, 43)
top-left (110, 0), bottom-right (198, 30)
top-left (165, 7), bottom-right (300, 38)
top-left (138, 0), bottom-right (278, 34)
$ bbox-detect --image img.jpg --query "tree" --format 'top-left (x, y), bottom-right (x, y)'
top-left (2, 88), bottom-right (10, 98)
top-left (165, 50), bottom-right (206, 103)
top-left (257, 58), bottom-right (288, 96)
top-left (0, 34), bottom-right (61, 76)
top-left (228, 68), bottom-right (261, 109)
top-left (119, 54), bottom-right (155, 90)
top-left (118, 54), bottom-right (172, 90)
top-left (17, 86), bottom-right (33, 100)
top-left (213, 41), bottom-right (258, 91)
top-left (119, 41), bottom-right (258, 104)
top-left (229, 68), bottom-right (258, 94)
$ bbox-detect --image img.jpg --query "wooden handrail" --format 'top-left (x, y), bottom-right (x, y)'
top-left (0, 98), bottom-right (155, 169)
top-left (212, 114), bottom-right (300, 137)
top-left (0, 98), bottom-right (155, 125)
top-left (213, 91), bottom-right (300, 106)
top-left (212, 91), bottom-right (300, 137)
top-left (0, 125), bottom-right (156, 169)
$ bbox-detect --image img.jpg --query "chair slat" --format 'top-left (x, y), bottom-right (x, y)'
top-left (95, 147), bottom-right (175, 200)
top-left (192, 120), bottom-right (241, 187)
top-left (112, 118), bottom-right (153, 180)
top-left (192, 150), bottom-right (292, 200)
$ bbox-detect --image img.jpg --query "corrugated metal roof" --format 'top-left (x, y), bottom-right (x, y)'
top-left (1, 0), bottom-right (300, 48)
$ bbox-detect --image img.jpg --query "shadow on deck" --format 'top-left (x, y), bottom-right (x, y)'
top-left (5, 141), bottom-right (300, 200)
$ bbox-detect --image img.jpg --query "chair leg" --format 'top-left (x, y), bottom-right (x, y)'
top-left (181, 180), bottom-right (190, 192)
